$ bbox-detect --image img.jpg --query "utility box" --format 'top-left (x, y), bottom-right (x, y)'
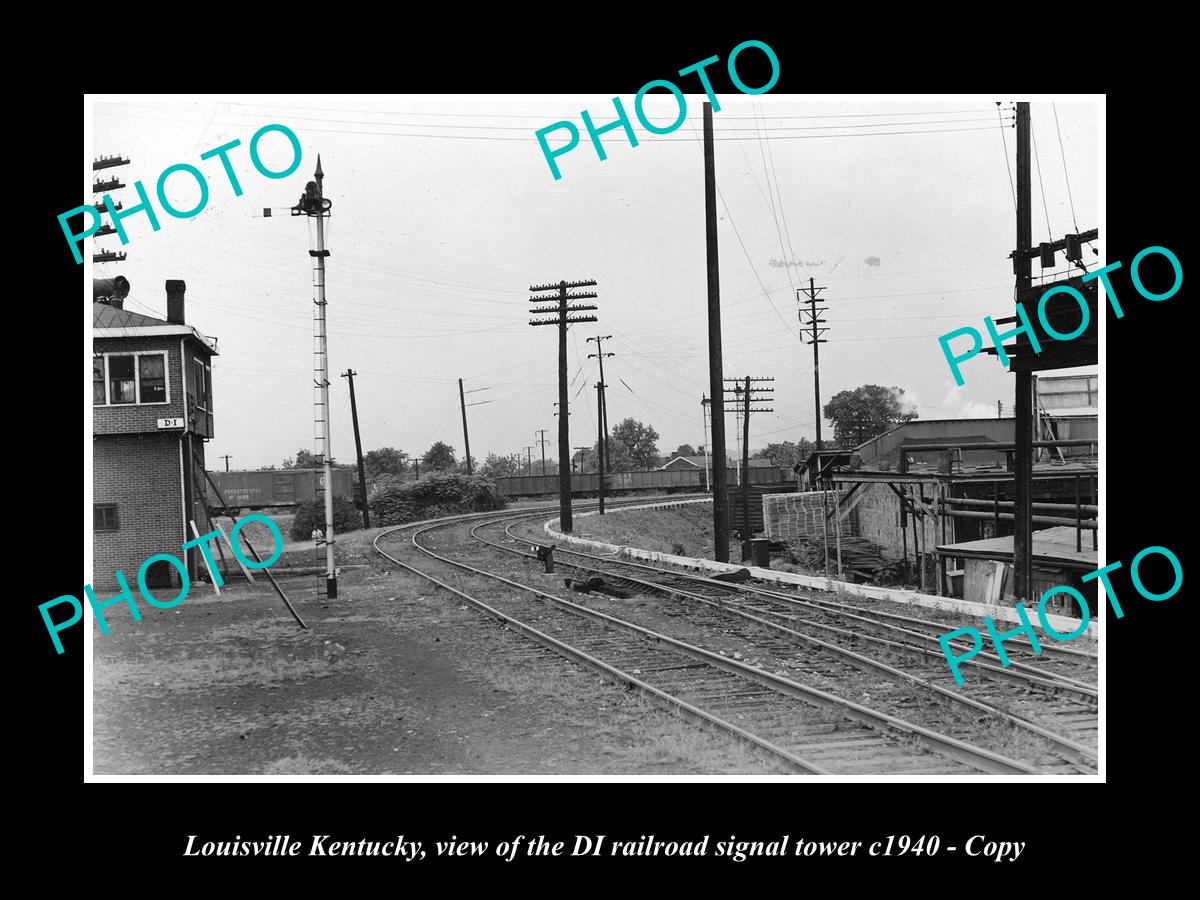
top-left (742, 537), bottom-right (770, 568)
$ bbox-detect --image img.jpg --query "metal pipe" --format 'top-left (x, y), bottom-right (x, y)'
top-left (940, 497), bottom-right (1098, 514)
top-left (901, 439), bottom-right (1096, 452)
top-left (942, 509), bottom-right (1097, 529)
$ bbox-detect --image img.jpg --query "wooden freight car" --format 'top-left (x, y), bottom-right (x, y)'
top-left (206, 467), bottom-right (354, 510)
top-left (493, 466), bottom-right (794, 498)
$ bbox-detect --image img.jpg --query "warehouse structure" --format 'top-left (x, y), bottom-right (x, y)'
top-left (765, 379), bottom-right (1097, 612)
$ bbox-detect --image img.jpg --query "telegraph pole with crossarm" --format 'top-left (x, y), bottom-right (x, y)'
top-left (530, 279), bottom-right (598, 533)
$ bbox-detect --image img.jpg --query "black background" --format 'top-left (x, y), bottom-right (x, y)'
top-left (26, 24), bottom-right (1187, 884)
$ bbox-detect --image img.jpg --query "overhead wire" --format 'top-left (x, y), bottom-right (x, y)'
top-left (96, 108), bottom-right (1006, 143)
top-left (996, 103), bottom-right (1017, 211)
top-left (1031, 110), bottom-right (1053, 241)
top-left (1052, 103), bottom-right (1081, 233)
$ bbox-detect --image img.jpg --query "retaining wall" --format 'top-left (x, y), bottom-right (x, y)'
top-left (546, 498), bottom-right (1096, 638)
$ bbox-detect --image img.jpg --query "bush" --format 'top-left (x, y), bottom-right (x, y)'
top-left (290, 495), bottom-right (363, 541)
top-left (369, 473), bottom-right (506, 526)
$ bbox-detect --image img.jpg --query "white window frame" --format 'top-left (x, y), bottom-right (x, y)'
top-left (93, 351), bottom-right (171, 406)
top-left (193, 357), bottom-right (208, 411)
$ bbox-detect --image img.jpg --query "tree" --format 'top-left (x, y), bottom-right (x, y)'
top-left (480, 452), bottom-right (523, 479)
top-left (422, 441), bottom-right (457, 472)
top-left (823, 385), bottom-right (919, 448)
top-left (754, 439), bottom-right (813, 468)
top-left (454, 455), bottom-right (478, 475)
top-left (674, 443), bottom-right (697, 458)
top-left (610, 418), bottom-right (660, 470)
top-left (581, 441), bottom-right (633, 473)
top-left (283, 448), bottom-right (322, 469)
top-left (364, 447), bottom-right (408, 478)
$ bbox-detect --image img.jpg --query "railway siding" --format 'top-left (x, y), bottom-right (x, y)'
top-left (546, 500), bottom-right (1096, 638)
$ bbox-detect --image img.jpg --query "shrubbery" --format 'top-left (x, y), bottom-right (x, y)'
top-left (369, 473), bottom-right (506, 526)
top-left (290, 495), bottom-right (363, 542)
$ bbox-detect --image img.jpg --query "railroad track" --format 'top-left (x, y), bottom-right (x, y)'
top-left (374, 508), bottom-right (1072, 776)
top-left (471, 514), bottom-right (1097, 772)
top-left (525, 525), bottom-right (1099, 700)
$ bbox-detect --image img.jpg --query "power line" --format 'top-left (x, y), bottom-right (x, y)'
top-left (1030, 110), bottom-right (1053, 240)
top-left (761, 103), bottom-right (810, 282)
top-left (108, 99), bottom-right (999, 122)
top-left (996, 103), bottom-right (1016, 211)
top-left (96, 109), bottom-right (1006, 142)
top-left (1052, 103), bottom-right (1082, 233)
top-left (752, 106), bottom-right (802, 302)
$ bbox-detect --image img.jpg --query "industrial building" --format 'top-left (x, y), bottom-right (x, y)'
top-left (764, 375), bottom-right (1098, 614)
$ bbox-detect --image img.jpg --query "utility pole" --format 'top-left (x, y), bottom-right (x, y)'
top-left (220, 454), bottom-right (232, 472)
top-left (724, 376), bottom-right (774, 543)
top-left (530, 278), bottom-right (598, 533)
top-left (701, 395), bottom-right (712, 493)
top-left (797, 278), bottom-right (829, 450)
top-left (535, 428), bottom-right (550, 475)
top-left (587, 335), bottom-right (614, 475)
top-left (524, 446), bottom-right (534, 477)
top-left (596, 382), bottom-right (606, 515)
top-left (798, 277), bottom-right (830, 578)
top-left (702, 101), bottom-right (730, 562)
top-left (458, 378), bottom-right (473, 475)
top-left (270, 155), bottom-right (337, 600)
top-left (341, 369), bottom-right (371, 529)
top-left (1013, 101), bottom-right (1034, 606)
top-left (574, 446), bottom-right (589, 474)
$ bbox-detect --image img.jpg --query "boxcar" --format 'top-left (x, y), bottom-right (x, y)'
top-left (207, 467), bottom-right (354, 510)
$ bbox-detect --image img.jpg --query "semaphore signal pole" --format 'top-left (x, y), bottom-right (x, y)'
top-left (267, 156), bottom-right (337, 600)
top-left (530, 278), bottom-right (598, 533)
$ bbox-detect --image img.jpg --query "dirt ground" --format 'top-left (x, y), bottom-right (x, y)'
top-left (92, 520), bottom-right (781, 776)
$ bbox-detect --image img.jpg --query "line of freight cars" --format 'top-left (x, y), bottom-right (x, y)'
top-left (207, 465), bottom-right (795, 509)
top-left (492, 465), bottom-right (794, 498)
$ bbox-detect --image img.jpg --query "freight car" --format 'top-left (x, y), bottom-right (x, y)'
top-left (206, 467), bottom-right (354, 510)
top-left (492, 466), bottom-right (793, 498)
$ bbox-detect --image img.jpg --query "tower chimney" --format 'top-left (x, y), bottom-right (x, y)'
top-left (166, 280), bottom-right (186, 325)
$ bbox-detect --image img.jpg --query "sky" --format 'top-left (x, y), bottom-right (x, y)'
top-left (88, 95), bottom-right (1099, 470)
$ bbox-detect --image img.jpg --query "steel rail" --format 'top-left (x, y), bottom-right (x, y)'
top-left (391, 515), bottom-right (1040, 775)
top-left (530, 521), bottom-right (1098, 696)
top-left (373, 522), bottom-right (830, 775)
top-left (471, 519), bottom-right (1095, 766)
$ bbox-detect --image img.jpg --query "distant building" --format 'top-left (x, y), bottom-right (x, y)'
top-left (1036, 372), bottom-right (1098, 459)
top-left (92, 281), bottom-right (218, 588)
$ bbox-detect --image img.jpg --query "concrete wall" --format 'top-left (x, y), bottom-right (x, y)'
top-left (851, 482), bottom-right (945, 562)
